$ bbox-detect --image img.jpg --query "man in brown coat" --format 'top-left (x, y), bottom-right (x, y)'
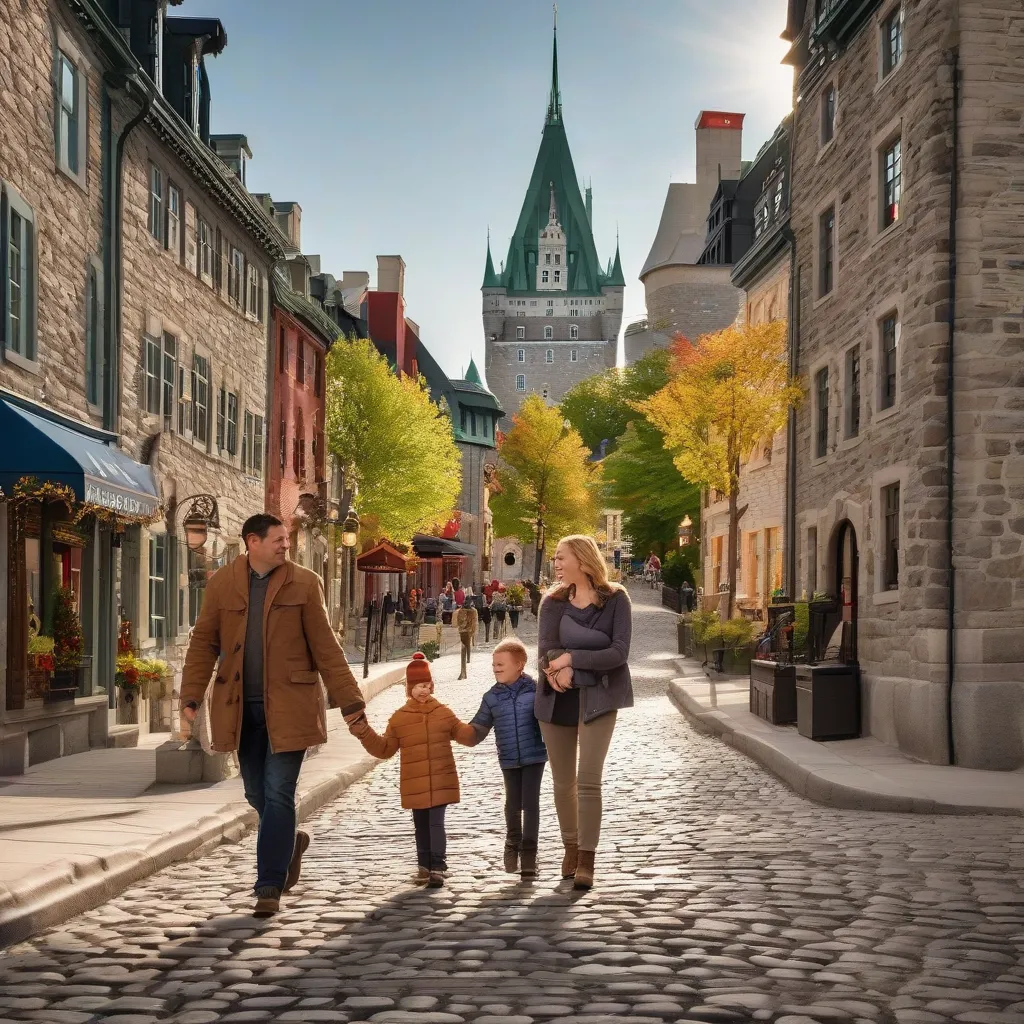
top-left (180, 514), bottom-right (366, 917)
top-left (455, 601), bottom-right (478, 680)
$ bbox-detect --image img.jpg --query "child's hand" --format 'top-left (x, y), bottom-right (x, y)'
top-left (348, 713), bottom-right (369, 737)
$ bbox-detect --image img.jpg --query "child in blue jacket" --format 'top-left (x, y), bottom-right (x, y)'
top-left (470, 637), bottom-right (547, 878)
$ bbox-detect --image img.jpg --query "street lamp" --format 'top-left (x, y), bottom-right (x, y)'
top-left (678, 515), bottom-right (693, 547)
top-left (175, 494), bottom-right (220, 553)
top-left (341, 507), bottom-right (360, 549)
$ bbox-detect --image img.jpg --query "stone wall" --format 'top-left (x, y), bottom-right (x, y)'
top-left (117, 116), bottom-right (273, 683)
top-left (791, 0), bottom-right (957, 764)
top-left (946, 0), bottom-right (1024, 768)
top-left (642, 264), bottom-right (744, 346)
top-left (0, 1), bottom-right (104, 426)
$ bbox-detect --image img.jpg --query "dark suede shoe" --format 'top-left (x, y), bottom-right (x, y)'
top-left (253, 886), bottom-right (281, 918)
top-left (284, 830), bottom-right (310, 892)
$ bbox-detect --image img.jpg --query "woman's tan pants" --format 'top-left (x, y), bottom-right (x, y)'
top-left (539, 707), bottom-right (617, 853)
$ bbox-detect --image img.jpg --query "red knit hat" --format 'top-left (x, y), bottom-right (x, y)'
top-left (405, 651), bottom-right (434, 693)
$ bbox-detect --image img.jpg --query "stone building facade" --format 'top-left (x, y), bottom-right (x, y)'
top-left (113, 6), bottom-right (280, 729)
top-left (785, 0), bottom-right (1024, 769)
top-left (483, 23), bottom-right (624, 422)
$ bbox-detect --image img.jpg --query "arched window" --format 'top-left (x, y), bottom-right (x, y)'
top-left (570, 325), bottom-right (579, 340)
top-left (544, 325), bottom-right (553, 340)
top-left (545, 349), bottom-right (554, 363)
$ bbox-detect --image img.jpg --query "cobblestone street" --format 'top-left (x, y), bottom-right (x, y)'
top-left (2, 587), bottom-right (1024, 1024)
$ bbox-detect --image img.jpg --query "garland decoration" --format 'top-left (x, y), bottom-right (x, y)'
top-left (4, 476), bottom-right (163, 528)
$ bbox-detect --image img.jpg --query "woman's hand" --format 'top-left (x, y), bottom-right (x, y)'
top-left (545, 665), bottom-right (574, 692)
top-left (548, 652), bottom-right (572, 673)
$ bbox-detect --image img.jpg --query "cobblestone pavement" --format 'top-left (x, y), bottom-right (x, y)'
top-left (2, 586), bottom-right (1024, 1024)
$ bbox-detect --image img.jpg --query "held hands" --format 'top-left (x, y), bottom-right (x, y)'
top-left (346, 711), bottom-right (370, 737)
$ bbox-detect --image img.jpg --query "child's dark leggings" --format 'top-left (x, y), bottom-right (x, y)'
top-left (502, 762), bottom-right (545, 852)
top-left (412, 804), bottom-right (448, 870)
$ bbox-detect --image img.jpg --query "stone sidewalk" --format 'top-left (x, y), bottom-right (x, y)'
top-left (0, 658), bottom-right (411, 948)
top-left (670, 661), bottom-right (1024, 817)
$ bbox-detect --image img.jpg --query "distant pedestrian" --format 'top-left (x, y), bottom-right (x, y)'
top-left (537, 534), bottom-right (633, 892)
top-left (455, 600), bottom-right (478, 680)
top-left (453, 578), bottom-right (466, 608)
top-left (348, 652), bottom-right (478, 888)
top-left (491, 590), bottom-right (507, 640)
top-left (180, 514), bottom-right (366, 919)
top-left (480, 592), bottom-right (493, 643)
top-left (681, 580), bottom-right (695, 612)
top-left (469, 637), bottom-right (547, 879)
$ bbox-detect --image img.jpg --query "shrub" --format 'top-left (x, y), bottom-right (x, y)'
top-left (690, 609), bottom-right (719, 646)
top-left (505, 583), bottom-right (526, 608)
top-left (53, 586), bottom-right (84, 670)
top-left (719, 616), bottom-right (755, 649)
top-left (419, 640), bottom-right (440, 662)
top-left (793, 602), bottom-right (810, 658)
top-left (661, 550), bottom-right (695, 589)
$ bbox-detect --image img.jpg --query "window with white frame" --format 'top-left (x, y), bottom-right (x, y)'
top-left (246, 263), bottom-right (262, 320)
top-left (516, 325), bottom-right (525, 339)
top-left (253, 414), bottom-right (264, 478)
top-left (570, 349), bottom-right (578, 362)
top-left (545, 349), bottom-right (554, 363)
top-left (515, 374), bottom-right (526, 392)
top-left (3, 187), bottom-right (37, 362)
top-left (55, 48), bottom-right (84, 180)
top-left (148, 164), bottom-right (163, 242)
top-left (226, 392), bottom-right (238, 455)
top-left (195, 215), bottom-right (212, 279)
top-left (216, 385), bottom-right (226, 450)
top-left (228, 246), bottom-right (243, 307)
top-left (149, 533), bottom-right (167, 642)
top-left (554, 254), bottom-right (561, 265)
top-left (879, 312), bottom-right (899, 410)
top-left (542, 270), bottom-right (549, 283)
top-left (517, 348), bottom-right (525, 362)
top-left (142, 332), bottom-right (177, 430)
top-left (881, 137), bottom-right (901, 229)
top-left (570, 325), bottom-right (578, 340)
top-left (166, 184), bottom-right (180, 255)
top-left (881, 5), bottom-right (903, 78)
top-left (544, 252), bottom-right (551, 265)
top-left (882, 481), bottom-right (900, 589)
top-left (543, 325), bottom-right (553, 340)
top-left (553, 270), bottom-right (561, 283)
top-left (844, 345), bottom-right (860, 439)
top-left (190, 353), bottom-right (210, 444)
top-left (814, 366), bottom-right (829, 459)
top-left (569, 308), bottom-right (579, 317)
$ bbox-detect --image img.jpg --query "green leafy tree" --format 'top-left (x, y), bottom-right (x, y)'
top-left (490, 395), bottom-right (598, 581)
top-left (325, 337), bottom-right (462, 545)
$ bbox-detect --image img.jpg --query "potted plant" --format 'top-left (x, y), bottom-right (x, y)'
top-left (115, 652), bottom-right (142, 700)
top-left (27, 634), bottom-right (55, 699)
top-left (137, 657), bottom-right (171, 699)
top-left (717, 616), bottom-right (756, 675)
top-left (50, 586), bottom-right (84, 701)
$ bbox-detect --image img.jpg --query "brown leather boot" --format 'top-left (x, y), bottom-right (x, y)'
top-left (574, 850), bottom-right (595, 890)
top-left (520, 844), bottom-right (538, 879)
top-left (561, 843), bottom-right (579, 879)
top-left (503, 843), bottom-right (520, 873)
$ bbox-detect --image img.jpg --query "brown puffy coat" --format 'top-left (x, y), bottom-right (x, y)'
top-left (180, 556), bottom-right (365, 753)
top-left (358, 697), bottom-right (477, 809)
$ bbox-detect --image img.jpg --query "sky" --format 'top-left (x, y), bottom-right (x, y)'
top-left (179, 0), bottom-right (793, 381)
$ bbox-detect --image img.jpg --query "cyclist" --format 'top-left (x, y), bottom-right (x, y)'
top-left (644, 552), bottom-right (662, 587)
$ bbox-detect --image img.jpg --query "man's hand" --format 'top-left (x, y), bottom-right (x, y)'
top-left (342, 707), bottom-right (366, 725)
top-left (347, 713), bottom-right (369, 737)
top-left (182, 705), bottom-right (198, 724)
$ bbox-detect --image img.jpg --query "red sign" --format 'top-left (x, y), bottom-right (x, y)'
top-left (441, 512), bottom-right (462, 540)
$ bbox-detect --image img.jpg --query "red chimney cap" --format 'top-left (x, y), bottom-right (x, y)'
top-left (696, 111), bottom-right (745, 130)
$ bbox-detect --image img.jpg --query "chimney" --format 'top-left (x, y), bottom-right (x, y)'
top-left (377, 255), bottom-right (406, 297)
top-left (694, 111), bottom-right (744, 190)
top-left (341, 271), bottom-right (370, 291)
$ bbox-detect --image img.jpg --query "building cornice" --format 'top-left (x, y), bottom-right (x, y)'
top-left (731, 219), bottom-right (791, 290)
top-left (64, 0), bottom-right (285, 260)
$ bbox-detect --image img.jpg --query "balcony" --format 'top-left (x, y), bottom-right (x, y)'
top-left (813, 0), bottom-right (881, 46)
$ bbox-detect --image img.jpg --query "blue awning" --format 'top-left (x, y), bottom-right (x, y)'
top-left (0, 399), bottom-right (160, 517)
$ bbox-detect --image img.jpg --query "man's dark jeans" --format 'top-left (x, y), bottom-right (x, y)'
top-left (412, 804), bottom-right (448, 870)
top-left (237, 701), bottom-right (305, 892)
top-left (502, 762), bottom-right (545, 852)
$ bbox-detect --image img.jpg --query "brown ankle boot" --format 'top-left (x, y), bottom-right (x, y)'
top-left (561, 843), bottom-right (579, 879)
top-left (503, 843), bottom-right (520, 873)
top-left (574, 850), bottom-right (595, 890)
top-left (520, 846), bottom-right (538, 879)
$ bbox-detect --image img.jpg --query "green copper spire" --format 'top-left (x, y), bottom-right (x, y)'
top-left (465, 357), bottom-right (483, 386)
top-left (608, 234), bottom-right (625, 287)
top-left (546, 5), bottom-right (562, 126)
top-left (483, 233), bottom-right (500, 288)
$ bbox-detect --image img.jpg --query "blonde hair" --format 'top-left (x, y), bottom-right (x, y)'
top-left (546, 534), bottom-right (623, 606)
top-left (493, 636), bottom-right (528, 667)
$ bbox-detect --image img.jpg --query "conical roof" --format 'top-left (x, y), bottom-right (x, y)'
top-left (465, 357), bottom-right (483, 386)
top-left (482, 239), bottom-right (500, 288)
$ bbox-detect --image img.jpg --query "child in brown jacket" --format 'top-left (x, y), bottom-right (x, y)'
top-left (348, 651), bottom-right (477, 888)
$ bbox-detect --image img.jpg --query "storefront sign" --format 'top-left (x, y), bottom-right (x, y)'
top-left (84, 480), bottom-right (157, 517)
top-left (51, 522), bottom-right (88, 548)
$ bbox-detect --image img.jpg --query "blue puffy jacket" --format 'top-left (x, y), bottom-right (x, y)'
top-left (470, 674), bottom-right (547, 770)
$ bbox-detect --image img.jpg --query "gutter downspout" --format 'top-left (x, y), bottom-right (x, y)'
top-left (104, 76), bottom-right (151, 432)
top-left (784, 226), bottom-right (798, 599)
top-left (945, 47), bottom-right (961, 766)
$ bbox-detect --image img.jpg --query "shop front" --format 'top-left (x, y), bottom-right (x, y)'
top-left (0, 398), bottom-right (160, 773)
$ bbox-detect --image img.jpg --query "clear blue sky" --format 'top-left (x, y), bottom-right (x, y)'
top-left (179, 0), bottom-right (793, 380)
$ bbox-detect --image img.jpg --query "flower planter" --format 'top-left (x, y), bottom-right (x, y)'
top-left (116, 686), bottom-right (141, 725)
top-left (749, 659), bottom-right (797, 724)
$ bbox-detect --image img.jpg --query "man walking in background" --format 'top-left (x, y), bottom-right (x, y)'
top-left (180, 514), bottom-right (367, 918)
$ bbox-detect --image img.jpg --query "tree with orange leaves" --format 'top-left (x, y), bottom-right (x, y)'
top-left (638, 321), bottom-right (802, 617)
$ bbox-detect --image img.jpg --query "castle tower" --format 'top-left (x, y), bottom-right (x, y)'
top-left (483, 12), bottom-right (624, 424)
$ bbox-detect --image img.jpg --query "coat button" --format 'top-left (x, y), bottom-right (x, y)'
top-left (234, 643), bottom-right (241, 652)
top-left (234, 672), bottom-right (241, 681)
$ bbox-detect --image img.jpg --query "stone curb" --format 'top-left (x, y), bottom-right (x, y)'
top-left (0, 665), bottom-right (405, 948)
top-left (668, 679), bottom-right (1023, 819)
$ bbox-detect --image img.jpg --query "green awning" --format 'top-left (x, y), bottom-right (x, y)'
top-left (0, 398), bottom-right (160, 517)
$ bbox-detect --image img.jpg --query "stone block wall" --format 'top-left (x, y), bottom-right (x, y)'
top-left (791, 0), bottom-right (958, 764)
top-left (642, 265), bottom-right (744, 342)
top-left (0, 1), bottom-right (104, 426)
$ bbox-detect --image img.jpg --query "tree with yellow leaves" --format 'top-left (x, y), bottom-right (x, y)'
top-left (325, 337), bottom-right (462, 545)
top-left (490, 395), bottom-right (599, 582)
top-left (638, 320), bottom-right (802, 617)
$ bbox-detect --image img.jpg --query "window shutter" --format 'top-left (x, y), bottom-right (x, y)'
top-left (184, 203), bottom-right (197, 274)
top-left (214, 227), bottom-right (223, 292)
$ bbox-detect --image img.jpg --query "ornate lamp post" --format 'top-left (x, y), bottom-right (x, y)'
top-left (678, 515), bottom-right (693, 548)
top-left (339, 506), bottom-right (360, 632)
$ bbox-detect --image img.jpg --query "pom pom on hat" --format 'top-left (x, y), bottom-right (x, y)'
top-left (405, 650), bottom-right (434, 691)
